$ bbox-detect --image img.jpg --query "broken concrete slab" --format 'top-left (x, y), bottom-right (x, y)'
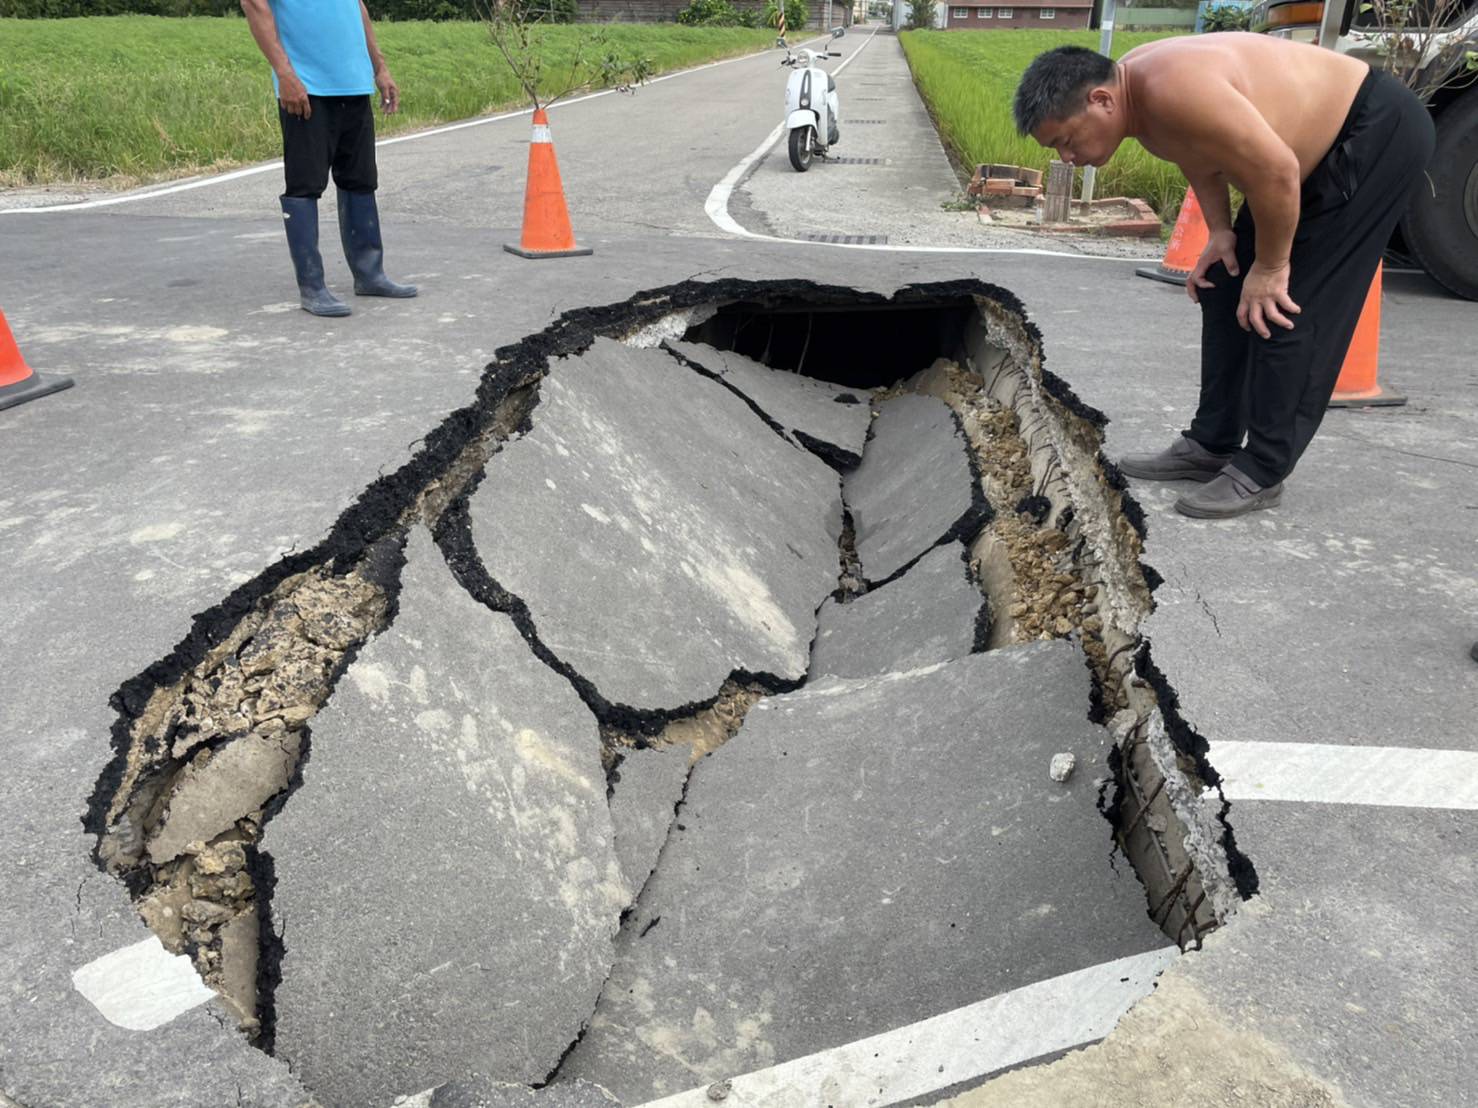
top-left (843, 393), bottom-right (985, 584)
top-left (810, 541), bottom-right (985, 679)
top-left (145, 728), bottom-right (303, 864)
top-left (263, 528), bottom-right (630, 1107)
top-left (608, 744), bottom-right (692, 897)
top-left (430, 1077), bottom-right (622, 1108)
top-left (470, 338), bottom-right (842, 713)
top-left (662, 339), bottom-right (872, 467)
top-left (558, 642), bottom-right (1167, 1104)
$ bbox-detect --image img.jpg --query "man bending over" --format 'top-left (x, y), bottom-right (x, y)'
top-left (1015, 35), bottom-right (1433, 518)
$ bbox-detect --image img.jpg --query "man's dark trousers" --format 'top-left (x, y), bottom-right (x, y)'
top-left (1188, 69), bottom-right (1436, 488)
top-left (279, 94), bottom-right (378, 199)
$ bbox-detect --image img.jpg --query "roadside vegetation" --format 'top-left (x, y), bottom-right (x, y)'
top-left (900, 29), bottom-right (1190, 219)
top-left (0, 16), bottom-right (774, 187)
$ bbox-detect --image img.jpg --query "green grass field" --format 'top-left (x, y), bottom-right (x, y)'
top-left (0, 17), bottom-right (775, 186)
top-left (899, 29), bottom-right (1188, 219)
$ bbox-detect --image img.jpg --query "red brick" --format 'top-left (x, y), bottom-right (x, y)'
top-left (1012, 185), bottom-right (1041, 198)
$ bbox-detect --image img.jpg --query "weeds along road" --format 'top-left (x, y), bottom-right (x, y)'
top-left (58, 29), bottom-right (885, 240)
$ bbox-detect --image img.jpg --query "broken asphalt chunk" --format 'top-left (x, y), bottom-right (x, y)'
top-left (559, 643), bottom-right (1167, 1103)
top-left (843, 393), bottom-right (985, 584)
top-left (662, 339), bottom-right (872, 468)
top-left (263, 528), bottom-right (629, 1107)
top-left (470, 338), bottom-right (842, 713)
top-left (608, 743), bottom-right (692, 898)
top-left (810, 541), bottom-right (985, 679)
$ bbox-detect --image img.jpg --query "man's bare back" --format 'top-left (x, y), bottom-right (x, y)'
top-left (1120, 33), bottom-right (1368, 188)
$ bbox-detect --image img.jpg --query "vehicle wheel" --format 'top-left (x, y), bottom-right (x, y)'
top-left (1401, 91), bottom-right (1478, 300)
top-left (788, 126), bottom-right (814, 172)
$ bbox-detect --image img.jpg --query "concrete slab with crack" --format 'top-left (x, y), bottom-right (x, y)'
top-left (559, 642), bottom-right (1167, 1103)
top-left (843, 393), bottom-right (984, 585)
top-left (810, 540), bottom-right (985, 679)
top-left (662, 339), bottom-right (872, 466)
top-left (468, 338), bottom-right (843, 714)
top-left (1, 39), bottom-right (1473, 1102)
top-left (262, 528), bottom-right (629, 1106)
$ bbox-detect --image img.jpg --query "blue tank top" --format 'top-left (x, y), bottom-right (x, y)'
top-left (268, 0), bottom-right (376, 98)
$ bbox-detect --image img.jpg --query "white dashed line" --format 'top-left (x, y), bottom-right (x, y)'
top-left (1212, 741), bottom-right (1478, 809)
top-left (633, 947), bottom-right (1180, 1108)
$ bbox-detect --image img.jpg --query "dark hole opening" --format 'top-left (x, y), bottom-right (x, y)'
top-left (682, 298), bottom-right (975, 389)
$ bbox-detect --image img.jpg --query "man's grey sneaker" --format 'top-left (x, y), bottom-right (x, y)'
top-left (1118, 435), bottom-right (1234, 483)
top-left (1175, 465), bottom-right (1283, 519)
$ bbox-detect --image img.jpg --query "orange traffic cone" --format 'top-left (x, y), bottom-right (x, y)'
top-left (1136, 188), bottom-right (1210, 285)
top-left (0, 308), bottom-right (74, 413)
top-left (1328, 263), bottom-right (1404, 408)
top-left (503, 109), bottom-right (592, 260)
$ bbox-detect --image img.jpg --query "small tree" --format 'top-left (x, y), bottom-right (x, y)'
top-left (480, 0), bottom-right (653, 113)
top-left (1359, 0), bottom-right (1478, 105)
top-left (906, 0), bottom-right (938, 30)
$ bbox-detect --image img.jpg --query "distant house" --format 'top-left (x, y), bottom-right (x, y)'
top-left (942, 0), bottom-right (1092, 29)
top-left (574, 0), bottom-right (853, 27)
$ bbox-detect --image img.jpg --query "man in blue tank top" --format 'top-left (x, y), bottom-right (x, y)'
top-left (242, 0), bottom-right (419, 317)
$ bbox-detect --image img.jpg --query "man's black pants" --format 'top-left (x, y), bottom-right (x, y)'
top-left (279, 94), bottom-right (378, 200)
top-left (1187, 70), bottom-right (1436, 487)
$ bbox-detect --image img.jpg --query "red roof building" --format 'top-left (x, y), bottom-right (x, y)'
top-left (942, 0), bottom-right (1093, 30)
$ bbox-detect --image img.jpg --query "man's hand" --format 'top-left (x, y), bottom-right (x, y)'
top-left (1237, 260), bottom-right (1301, 339)
top-left (278, 69), bottom-right (311, 119)
top-left (376, 67), bottom-right (400, 115)
top-left (1187, 229), bottom-right (1239, 304)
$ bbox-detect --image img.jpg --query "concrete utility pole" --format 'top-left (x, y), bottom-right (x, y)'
top-left (1079, 0), bottom-right (1116, 208)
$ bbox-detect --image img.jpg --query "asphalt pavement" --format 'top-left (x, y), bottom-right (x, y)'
top-left (2, 25), bottom-right (1474, 1108)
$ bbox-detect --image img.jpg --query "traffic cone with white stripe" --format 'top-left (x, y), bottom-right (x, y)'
top-left (503, 109), bottom-right (592, 260)
top-left (1, 308), bottom-right (74, 413)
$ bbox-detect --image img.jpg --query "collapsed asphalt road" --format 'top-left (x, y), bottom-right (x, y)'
top-left (3, 23), bottom-right (1474, 1108)
top-left (77, 282), bottom-right (1217, 1107)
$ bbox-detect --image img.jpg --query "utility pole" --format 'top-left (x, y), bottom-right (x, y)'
top-left (1079, 0), bottom-right (1116, 208)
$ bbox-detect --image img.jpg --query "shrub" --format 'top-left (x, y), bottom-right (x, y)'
top-left (677, 0), bottom-right (746, 26)
top-left (762, 0), bottom-right (807, 32)
top-left (1201, 4), bottom-right (1252, 32)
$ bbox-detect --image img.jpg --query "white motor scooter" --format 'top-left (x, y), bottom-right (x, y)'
top-left (779, 28), bottom-right (846, 172)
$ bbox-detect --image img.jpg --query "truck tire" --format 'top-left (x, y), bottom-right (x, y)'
top-left (1401, 91), bottom-right (1478, 300)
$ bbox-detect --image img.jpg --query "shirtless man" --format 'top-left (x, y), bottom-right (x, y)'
top-left (1014, 35), bottom-right (1434, 518)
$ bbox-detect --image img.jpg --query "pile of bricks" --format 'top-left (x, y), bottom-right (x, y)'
top-left (965, 161), bottom-right (1163, 238)
top-left (966, 163), bottom-right (1043, 208)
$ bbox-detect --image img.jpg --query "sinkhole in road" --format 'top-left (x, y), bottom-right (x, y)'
top-left (83, 279), bottom-right (1252, 1102)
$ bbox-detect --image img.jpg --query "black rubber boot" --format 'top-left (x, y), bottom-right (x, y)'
top-left (280, 197), bottom-right (351, 318)
top-left (337, 190), bottom-right (418, 298)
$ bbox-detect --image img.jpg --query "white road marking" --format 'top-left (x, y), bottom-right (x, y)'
top-left (0, 39), bottom-right (833, 216)
top-left (633, 946), bottom-right (1179, 1108)
top-left (71, 936), bottom-right (216, 1031)
top-left (1212, 741), bottom-right (1478, 809)
top-left (702, 28), bottom-right (1152, 262)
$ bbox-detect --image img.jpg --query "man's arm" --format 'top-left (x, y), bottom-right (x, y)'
top-left (1183, 170), bottom-right (1238, 304)
top-left (1140, 69), bottom-right (1303, 337)
top-left (240, 0), bottom-right (311, 119)
top-left (360, 1), bottom-right (400, 115)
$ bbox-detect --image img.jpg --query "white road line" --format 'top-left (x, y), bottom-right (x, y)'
top-left (1, 40), bottom-right (830, 216)
top-left (1212, 741), bottom-right (1478, 809)
top-left (71, 936), bottom-right (216, 1031)
top-left (633, 947), bottom-right (1180, 1108)
top-left (702, 29), bottom-right (1153, 263)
